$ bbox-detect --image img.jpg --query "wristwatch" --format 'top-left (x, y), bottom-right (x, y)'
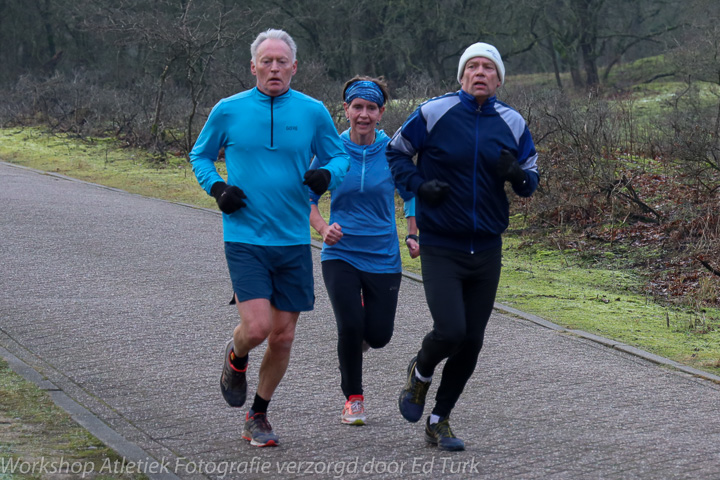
top-left (405, 234), bottom-right (419, 243)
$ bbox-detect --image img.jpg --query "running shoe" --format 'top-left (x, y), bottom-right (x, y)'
top-left (220, 339), bottom-right (247, 407)
top-left (425, 416), bottom-right (465, 451)
top-left (398, 356), bottom-right (430, 423)
top-left (341, 395), bottom-right (366, 425)
top-left (242, 412), bottom-right (279, 447)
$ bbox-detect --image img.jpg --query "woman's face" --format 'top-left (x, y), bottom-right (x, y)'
top-left (344, 97), bottom-right (384, 137)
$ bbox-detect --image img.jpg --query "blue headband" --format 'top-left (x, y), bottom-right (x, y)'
top-left (344, 81), bottom-right (385, 107)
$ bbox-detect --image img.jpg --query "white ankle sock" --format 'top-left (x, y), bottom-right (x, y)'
top-left (429, 414), bottom-right (441, 424)
top-left (415, 369), bottom-right (432, 383)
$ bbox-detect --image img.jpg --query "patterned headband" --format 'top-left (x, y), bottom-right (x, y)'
top-left (344, 81), bottom-right (385, 107)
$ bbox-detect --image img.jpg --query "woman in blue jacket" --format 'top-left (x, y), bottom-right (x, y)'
top-left (310, 76), bottom-right (418, 426)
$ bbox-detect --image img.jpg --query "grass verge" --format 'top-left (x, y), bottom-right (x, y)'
top-left (499, 233), bottom-right (720, 371)
top-left (0, 359), bottom-right (147, 480)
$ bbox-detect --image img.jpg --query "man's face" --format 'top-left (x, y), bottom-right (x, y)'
top-left (251, 38), bottom-right (297, 97)
top-left (460, 57), bottom-right (502, 104)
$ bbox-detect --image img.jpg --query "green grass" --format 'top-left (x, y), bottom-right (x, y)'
top-left (498, 229), bottom-right (720, 371)
top-left (2, 126), bottom-right (720, 377)
top-left (0, 360), bottom-right (148, 480)
top-left (0, 127), bottom-right (221, 210)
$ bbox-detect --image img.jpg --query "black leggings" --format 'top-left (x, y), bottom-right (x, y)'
top-left (416, 245), bottom-right (502, 418)
top-left (322, 260), bottom-right (402, 398)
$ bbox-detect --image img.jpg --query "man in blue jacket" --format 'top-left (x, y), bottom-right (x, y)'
top-left (387, 42), bottom-right (539, 451)
top-left (190, 28), bottom-right (350, 448)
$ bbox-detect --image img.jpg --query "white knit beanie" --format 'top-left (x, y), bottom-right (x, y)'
top-left (457, 42), bottom-right (505, 85)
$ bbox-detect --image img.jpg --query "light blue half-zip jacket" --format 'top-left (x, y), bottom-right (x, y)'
top-left (190, 87), bottom-right (350, 246)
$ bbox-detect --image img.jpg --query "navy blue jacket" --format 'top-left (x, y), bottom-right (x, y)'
top-left (387, 89), bottom-right (539, 254)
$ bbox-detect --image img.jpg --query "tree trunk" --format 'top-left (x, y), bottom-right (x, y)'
top-left (570, 63), bottom-right (584, 88)
top-left (35, 0), bottom-right (56, 59)
top-left (545, 22), bottom-right (563, 91)
top-left (575, 0), bottom-right (601, 87)
top-left (581, 40), bottom-right (600, 86)
top-left (151, 61), bottom-right (173, 150)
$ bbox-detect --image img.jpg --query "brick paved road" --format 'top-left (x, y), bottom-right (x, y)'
top-left (2, 161), bottom-right (720, 479)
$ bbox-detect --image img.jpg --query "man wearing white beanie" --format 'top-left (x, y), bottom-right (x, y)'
top-left (388, 42), bottom-right (539, 451)
top-left (456, 42), bottom-right (505, 85)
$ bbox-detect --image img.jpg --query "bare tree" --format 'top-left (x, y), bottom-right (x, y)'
top-left (83, 0), bottom-right (255, 155)
top-left (534, 0), bottom-right (683, 89)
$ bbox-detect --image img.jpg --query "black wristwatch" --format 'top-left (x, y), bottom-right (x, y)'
top-left (405, 234), bottom-right (419, 243)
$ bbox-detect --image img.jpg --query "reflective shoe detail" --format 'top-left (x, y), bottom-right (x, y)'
top-left (341, 395), bottom-right (366, 425)
top-left (398, 356), bottom-right (430, 423)
top-left (425, 416), bottom-right (465, 451)
top-left (242, 412), bottom-right (279, 447)
top-left (220, 340), bottom-right (247, 407)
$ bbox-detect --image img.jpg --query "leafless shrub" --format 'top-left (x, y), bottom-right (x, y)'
top-left (502, 85), bottom-right (664, 232)
top-left (383, 73), bottom-right (446, 137)
top-left (292, 60), bottom-right (345, 130)
top-left (652, 84), bottom-right (720, 195)
top-left (2, 72), bottom-right (99, 136)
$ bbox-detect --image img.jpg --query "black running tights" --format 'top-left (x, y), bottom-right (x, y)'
top-left (322, 259), bottom-right (402, 398)
top-left (415, 245), bottom-right (502, 418)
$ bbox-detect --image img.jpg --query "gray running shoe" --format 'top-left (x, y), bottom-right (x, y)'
top-left (242, 412), bottom-right (279, 447)
top-left (220, 339), bottom-right (247, 407)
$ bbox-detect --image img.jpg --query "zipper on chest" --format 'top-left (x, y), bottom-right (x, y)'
top-left (269, 96), bottom-right (275, 148)
top-left (470, 113), bottom-right (481, 254)
top-left (360, 147), bottom-right (367, 192)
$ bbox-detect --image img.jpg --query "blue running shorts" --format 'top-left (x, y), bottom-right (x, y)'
top-left (225, 242), bottom-right (315, 312)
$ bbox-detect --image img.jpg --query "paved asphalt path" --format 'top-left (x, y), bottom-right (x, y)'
top-left (2, 161), bottom-right (720, 479)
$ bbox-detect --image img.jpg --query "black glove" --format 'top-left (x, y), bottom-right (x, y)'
top-left (210, 181), bottom-right (247, 214)
top-left (496, 149), bottom-right (526, 186)
top-left (417, 179), bottom-right (450, 207)
top-left (303, 168), bottom-right (332, 195)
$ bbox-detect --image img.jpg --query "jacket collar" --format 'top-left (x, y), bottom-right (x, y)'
top-left (340, 129), bottom-right (390, 156)
top-left (458, 89), bottom-right (496, 113)
top-left (253, 86), bottom-right (293, 104)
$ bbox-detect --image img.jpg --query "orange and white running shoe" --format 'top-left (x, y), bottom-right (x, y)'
top-left (341, 395), bottom-right (366, 425)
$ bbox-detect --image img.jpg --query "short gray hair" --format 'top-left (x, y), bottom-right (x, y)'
top-left (250, 29), bottom-right (297, 63)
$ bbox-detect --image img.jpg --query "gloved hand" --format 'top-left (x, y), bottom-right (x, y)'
top-left (417, 179), bottom-right (450, 207)
top-left (496, 149), bottom-right (526, 186)
top-left (303, 168), bottom-right (332, 195)
top-left (210, 181), bottom-right (247, 214)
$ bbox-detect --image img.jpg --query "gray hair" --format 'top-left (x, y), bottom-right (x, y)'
top-left (250, 29), bottom-right (297, 63)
